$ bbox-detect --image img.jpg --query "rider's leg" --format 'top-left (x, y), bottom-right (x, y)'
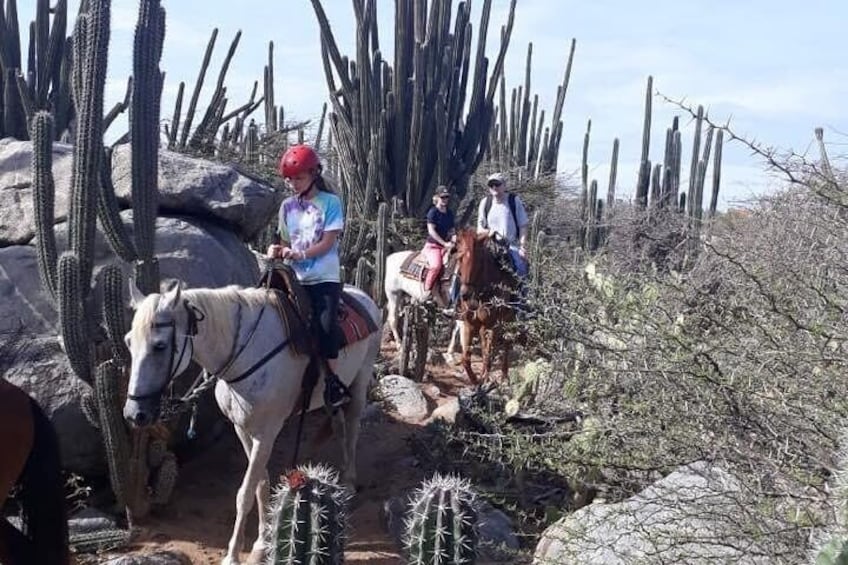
top-left (423, 243), bottom-right (450, 309)
top-left (423, 243), bottom-right (443, 294)
top-left (306, 282), bottom-right (349, 409)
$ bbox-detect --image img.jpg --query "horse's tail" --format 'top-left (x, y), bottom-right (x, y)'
top-left (17, 398), bottom-right (70, 565)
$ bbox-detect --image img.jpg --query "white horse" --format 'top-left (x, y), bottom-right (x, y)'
top-left (384, 250), bottom-right (462, 361)
top-left (122, 281), bottom-right (381, 565)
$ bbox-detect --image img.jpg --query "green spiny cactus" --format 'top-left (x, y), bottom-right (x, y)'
top-left (354, 256), bottom-right (374, 293)
top-left (95, 359), bottom-right (131, 509)
top-left (264, 464), bottom-right (351, 565)
top-left (58, 251), bottom-right (92, 381)
top-left (31, 111), bottom-right (58, 299)
top-left (97, 147), bottom-right (136, 262)
top-left (69, 0), bottom-right (109, 290)
top-left (373, 201), bottom-right (388, 305)
top-left (404, 474), bottom-right (478, 565)
top-left (130, 0), bottom-right (164, 295)
top-left (151, 451), bottom-right (178, 505)
top-left (101, 263), bottom-right (130, 365)
top-left (635, 75), bottom-right (653, 209)
top-left (708, 129), bottom-right (723, 219)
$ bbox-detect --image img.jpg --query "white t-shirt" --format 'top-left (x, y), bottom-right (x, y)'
top-left (476, 194), bottom-right (530, 247)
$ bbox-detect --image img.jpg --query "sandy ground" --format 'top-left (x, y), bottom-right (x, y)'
top-left (97, 338), bottom-right (479, 564)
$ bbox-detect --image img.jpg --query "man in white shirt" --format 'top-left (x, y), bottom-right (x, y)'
top-left (476, 172), bottom-right (530, 278)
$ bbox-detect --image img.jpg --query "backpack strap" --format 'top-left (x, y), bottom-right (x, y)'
top-left (507, 193), bottom-right (519, 234)
top-left (482, 195), bottom-right (493, 229)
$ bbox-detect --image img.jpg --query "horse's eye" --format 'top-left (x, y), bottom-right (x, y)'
top-left (152, 341), bottom-right (167, 351)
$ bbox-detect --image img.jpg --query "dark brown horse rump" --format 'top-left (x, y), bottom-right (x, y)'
top-left (0, 379), bottom-right (69, 565)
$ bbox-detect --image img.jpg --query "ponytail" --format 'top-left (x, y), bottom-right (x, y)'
top-left (313, 169), bottom-right (335, 194)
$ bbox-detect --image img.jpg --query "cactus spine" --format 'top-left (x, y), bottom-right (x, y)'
top-left (264, 465), bottom-right (350, 565)
top-left (405, 474), bottom-right (478, 565)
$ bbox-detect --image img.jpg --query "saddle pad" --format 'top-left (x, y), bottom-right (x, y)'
top-left (338, 292), bottom-right (378, 347)
top-left (399, 251), bottom-right (428, 282)
top-left (399, 251), bottom-right (456, 283)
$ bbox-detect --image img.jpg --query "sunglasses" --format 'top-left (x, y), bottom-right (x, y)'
top-left (438, 194), bottom-right (450, 200)
top-left (487, 181), bottom-right (503, 188)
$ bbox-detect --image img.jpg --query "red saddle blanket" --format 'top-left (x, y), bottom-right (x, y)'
top-left (338, 292), bottom-right (378, 347)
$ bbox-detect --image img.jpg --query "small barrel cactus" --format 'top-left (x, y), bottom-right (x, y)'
top-left (404, 474), bottom-right (478, 565)
top-left (264, 464), bottom-right (351, 565)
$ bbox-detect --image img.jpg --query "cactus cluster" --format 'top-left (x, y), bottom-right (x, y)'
top-left (308, 0), bottom-right (518, 230)
top-left (487, 39), bottom-right (575, 177)
top-left (404, 474), bottom-right (479, 565)
top-left (578, 75), bottom-right (724, 256)
top-left (30, 0), bottom-right (176, 520)
top-left (264, 465), bottom-right (351, 565)
top-left (0, 0), bottom-right (74, 140)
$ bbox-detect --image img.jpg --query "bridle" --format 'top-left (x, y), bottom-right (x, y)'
top-left (126, 300), bottom-right (204, 404)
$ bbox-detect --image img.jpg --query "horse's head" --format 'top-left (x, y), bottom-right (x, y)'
top-left (454, 228), bottom-right (497, 300)
top-left (123, 280), bottom-right (203, 427)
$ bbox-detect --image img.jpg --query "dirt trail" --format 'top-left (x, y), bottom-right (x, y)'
top-left (102, 341), bottom-right (476, 564)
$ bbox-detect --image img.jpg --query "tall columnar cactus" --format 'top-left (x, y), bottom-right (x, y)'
top-left (95, 359), bottom-right (132, 509)
top-left (487, 38), bottom-right (575, 176)
top-left (264, 465), bottom-right (351, 565)
top-left (309, 0), bottom-right (517, 225)
top-left (130, 0), bottom-right (165, 293)
top-left (373, 201), bottom-right (388, 305)
top-left (31, 111), bottom-right (58, 298)
top-left (635, 75), bottom-right (653, 210)
top-left (405, 474), bottom-right (478, 565)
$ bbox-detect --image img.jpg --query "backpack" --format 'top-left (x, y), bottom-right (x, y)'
top-left (482, 193), bottom-right (519, 234)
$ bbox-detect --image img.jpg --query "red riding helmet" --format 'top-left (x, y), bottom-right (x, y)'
top-left (278, 144), bottom-right (321, 178)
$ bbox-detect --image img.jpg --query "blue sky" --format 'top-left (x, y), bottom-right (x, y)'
top-left (16, 0), bottom-right (848, 209)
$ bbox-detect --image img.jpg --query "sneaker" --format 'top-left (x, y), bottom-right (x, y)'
top-left (324, 373), bottom-right (351, 409)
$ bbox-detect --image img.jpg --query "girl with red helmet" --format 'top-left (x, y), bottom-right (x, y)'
top-left (267, 144), bottom-right (349, 408)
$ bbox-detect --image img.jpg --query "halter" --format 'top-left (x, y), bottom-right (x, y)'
top-left (126, 300), bottom-right (204, 404)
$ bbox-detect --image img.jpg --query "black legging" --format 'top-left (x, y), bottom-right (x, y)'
top-left (303, 281), bottom-right (342, 360)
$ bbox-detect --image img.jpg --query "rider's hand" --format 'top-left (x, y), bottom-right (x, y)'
top-left (518, 246), bottom-right (527, 259)
top-left (280, 246), bottom-right (295, 260)
top-left (267, 244), bottom-right (283, 259)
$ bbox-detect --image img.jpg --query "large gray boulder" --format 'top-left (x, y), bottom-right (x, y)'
top-left (111, 143), bottom-right (281, 240)
top-left (534, 462), bottom-right (769, 564)
top-left (0, 138), bottom-right (283, 246)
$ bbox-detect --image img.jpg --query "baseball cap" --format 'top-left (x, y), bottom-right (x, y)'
top-left (435, 185), bottom-right (451, 196)
top-left (486, 172), bottom-right (506, 185)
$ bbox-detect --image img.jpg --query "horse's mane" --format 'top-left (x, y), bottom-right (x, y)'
top-left (130, 286), bottom-right (273, 348)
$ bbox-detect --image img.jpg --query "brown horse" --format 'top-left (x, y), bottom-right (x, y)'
top-left (0, 379), bottom-right (70, 565)
top-left (454, 228), bottom-right (521, 384)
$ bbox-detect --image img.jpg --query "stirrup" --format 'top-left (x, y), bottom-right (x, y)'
top-left (324, 373), bottom-right (351, 409)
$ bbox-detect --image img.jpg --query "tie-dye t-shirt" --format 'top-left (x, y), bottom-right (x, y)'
top-left (277, 191), bottom-right (344, 284)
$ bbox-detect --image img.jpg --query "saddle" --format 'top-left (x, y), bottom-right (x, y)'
top-left (257, 264), bottom-right (378, 353)
top-left (399, 249), bottom-right (457, 287)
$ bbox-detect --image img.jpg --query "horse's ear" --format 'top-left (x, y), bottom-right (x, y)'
top-left (160, 280), bottom-right (183, 310)
top-left (475, 232), bottom-right (489, 242)
top-left (128, 278), bottom-right (146, 309)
